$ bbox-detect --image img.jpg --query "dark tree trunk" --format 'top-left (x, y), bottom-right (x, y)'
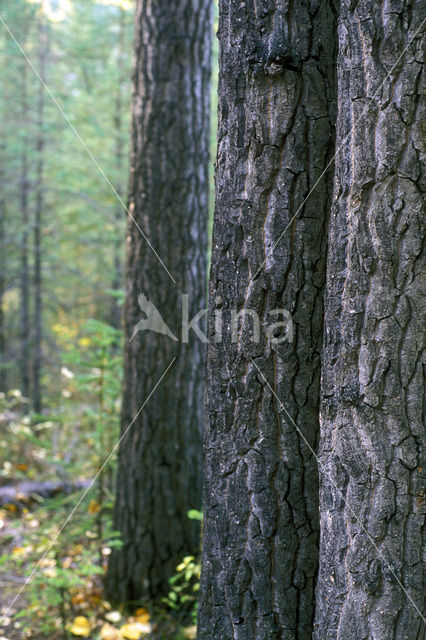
top-left (19, 47), bottom-right (30, 401)
top-left (105, 0), bottom-right (212, 603)
top-left (198, 2), bottom-right (336, 639)
top-left (314, 1), bottom-right (425, 639)
top-left (32, 3), bottom-right (47, 414)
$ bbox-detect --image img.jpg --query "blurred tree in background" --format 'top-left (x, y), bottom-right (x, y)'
top-left (105, 0), bottom-right (212, 606)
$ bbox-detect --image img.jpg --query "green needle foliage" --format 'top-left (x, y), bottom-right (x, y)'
top-left (0, 0), bottom-right (133, 401)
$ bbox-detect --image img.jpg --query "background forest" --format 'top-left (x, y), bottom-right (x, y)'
top-left (0, 0), bottom-right (424, 639)
top-left (0, 0), bottom-right (132, 403)
top-left (0, 0), bottom-right (214, 638)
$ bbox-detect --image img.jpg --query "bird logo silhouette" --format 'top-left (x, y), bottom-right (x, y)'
top-left (129, 293), bottom-right (178, 342)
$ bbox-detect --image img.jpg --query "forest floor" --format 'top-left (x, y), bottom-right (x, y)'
top-left (0, 396), bottom-right (199, 640)
top-left (0, 490), bottom-right (196, 640)
top-left (0, 509), bottom-right (36, 640)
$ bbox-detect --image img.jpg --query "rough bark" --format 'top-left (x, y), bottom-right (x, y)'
top-left (105, 0), bottom-right (212, 603)
top-left (32, 3), bottom-right (47, 414)
top-left (198, 2), bottom-right (336, 638)
top-left (314, 2), bottom-right (425, 639)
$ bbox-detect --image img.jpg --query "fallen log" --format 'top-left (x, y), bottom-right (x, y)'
top-left (0, 479), bottom-right (90, 508)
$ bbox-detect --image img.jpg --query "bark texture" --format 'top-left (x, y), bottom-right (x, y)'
top-left (105, 0), bottom-right (211, 602)
top-left (198, 2), bottom-right (336, 638)
top-left (314, 2), bottom-right (425, 639)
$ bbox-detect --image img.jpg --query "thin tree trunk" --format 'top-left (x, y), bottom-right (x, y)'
top-left (198, 2), bottom-right (336, 638)
top-left (0, 140), bottom-right (6, 392)
top-left (314, 2), bottom-right (425, 638)
top-left (110, 6), bottom-right (126, 331)
top-left (105, 0), bottom-right (212, 603)
top-left (33, 3), bottom-right (47, 414)
top-left (20, 46), bottom-right (30, 401)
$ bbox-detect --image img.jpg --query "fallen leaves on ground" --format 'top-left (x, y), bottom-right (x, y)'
top-left (104, 611), bottom-right (122, 624)
top-left (69, 610), bottom-right (152, 639)
top-left (0, 501), bottom-right (190, 640)
top-left (120, 623), bottom-right (146, 639)
top-left (134, 608), bottom-right (150, 624)
top-left (69, 616), bottom-right (91, 637)
top-left (88, 499), bottom-right (100, 514)
top-left (100, 623), bottom-right (121, 639)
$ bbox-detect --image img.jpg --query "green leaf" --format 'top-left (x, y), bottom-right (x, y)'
top-left (187, 509), bottom-right (203, 521)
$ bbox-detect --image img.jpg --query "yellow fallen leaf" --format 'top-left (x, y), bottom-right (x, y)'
top-left (40, 557), bottom-right (55, 567)
top-left (71, 543), bottom-right (84, 555)
top-left (134, 608), bottom-right (150, 624)
top-left (100, 623), bottom-right (121, 640)
top-left (71, 592), bottom-right (85, 605)
top-left (88, 499), bottom-right (100, 514)
top-left (12, 547), bottom-right (24, 555)
top-left (182, 626), bottom-right (197, 640)
top-left (120, 623), bottom-right (142, 639)
top-left (70, 616), bottom-right (91, 637)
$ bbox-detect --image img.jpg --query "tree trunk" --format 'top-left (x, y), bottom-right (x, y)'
top-left (19, 45), bottom-right (30, 401)
top-left (0, 140), bottom-right (6, 392)
top-left (32, 3), bottom-right (47, 414)
top-left (198, 2), bottom-right (336, 639)
top-left (314, 2), bottom-right (425, 639)
top-left (105, 0), bottom-right (212, 603)
top-left (110, 6), bottom-right (126, 331)
top-left (0, 132), bottom-right (6, 392)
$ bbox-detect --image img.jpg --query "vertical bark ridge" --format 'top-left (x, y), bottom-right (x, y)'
top-left (198, 2), bottom-right (337, 638)
top-left (315, 1), bottom-right (425, 638)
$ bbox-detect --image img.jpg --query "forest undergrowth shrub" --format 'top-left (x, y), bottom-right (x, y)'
top-left (0, 320), bottom-right (124, 636)
top-left (162, 510), bottom-right (203, 627)
top-left (0, 492), bottom-right (123, 637)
